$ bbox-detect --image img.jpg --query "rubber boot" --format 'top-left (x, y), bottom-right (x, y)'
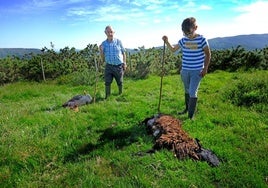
top-left (105, 86), bottom-right (111, 99)
top-left (178, 93), bottom-right (189, 115)
top-left (188, 97), bottom-right (197, 119)
top-left (118, 85), bottom-right (122, 95)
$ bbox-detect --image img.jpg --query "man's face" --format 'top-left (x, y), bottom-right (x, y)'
top-left (105, 27), bottom-right (114, 39)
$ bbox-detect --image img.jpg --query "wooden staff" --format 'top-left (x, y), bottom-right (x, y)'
top-left (157, 42), bottom-right (166, 113)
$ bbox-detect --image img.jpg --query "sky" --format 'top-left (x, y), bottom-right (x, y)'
top-left (1, 0), bottom-right (268, 49)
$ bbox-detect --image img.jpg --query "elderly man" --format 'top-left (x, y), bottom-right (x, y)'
top-left (99, 26), bottom-right (127, 99)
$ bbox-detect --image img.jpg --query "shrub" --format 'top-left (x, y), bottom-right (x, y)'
top-left (222, 71), bottom-right (268, 113)
top-left (56, 70), bottom-right (100, 86)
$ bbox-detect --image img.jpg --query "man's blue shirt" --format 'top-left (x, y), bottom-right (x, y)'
top-left (101, 38), bottom-right (125, 65)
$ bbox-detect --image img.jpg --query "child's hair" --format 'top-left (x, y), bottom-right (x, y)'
top-left (181, 17), bottom-right (196, 34)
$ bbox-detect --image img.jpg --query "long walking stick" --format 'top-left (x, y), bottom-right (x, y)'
top-left (157, 42), bottom-right (166, 113)
top-left (93, 56), bottom-right (99, 104)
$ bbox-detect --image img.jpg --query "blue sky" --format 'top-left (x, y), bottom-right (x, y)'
top-left (1, 0), bottom-right (268, 49)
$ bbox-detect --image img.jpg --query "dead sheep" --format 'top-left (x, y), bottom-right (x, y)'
top-left (62, 91), bottom-right (92, 112)
top-left (142, 114), bottom-right (220, 167)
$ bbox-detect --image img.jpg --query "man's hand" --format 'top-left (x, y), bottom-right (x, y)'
top-left (123, 63), bottom-right (127, 71)
top-left (99, 45), bottom-right (103, 52)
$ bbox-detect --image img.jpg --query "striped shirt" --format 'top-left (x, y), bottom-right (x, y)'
top-left (101, 38), bottom-right (125, 65)
top-left (178, 35), bottom-right (209, 70)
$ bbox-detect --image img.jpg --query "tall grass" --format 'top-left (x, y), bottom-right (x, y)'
top-left (0, 71), bottom-right (267, 187)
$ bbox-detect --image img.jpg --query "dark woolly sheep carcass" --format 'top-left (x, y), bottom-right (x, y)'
top-left (142, 114), bottom-right (220, 167)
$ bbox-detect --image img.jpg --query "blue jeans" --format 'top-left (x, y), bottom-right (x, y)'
top-left (180, 69), bottom-right (202, 98)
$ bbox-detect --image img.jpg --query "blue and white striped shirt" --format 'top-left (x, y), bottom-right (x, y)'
top-left (101, 38), bottom-right (125, 65)
top-left (178, 35), bottom-right (209, 70)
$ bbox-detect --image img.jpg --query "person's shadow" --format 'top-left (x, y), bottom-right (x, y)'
top-left (64, 122), bottom-right (148, 163)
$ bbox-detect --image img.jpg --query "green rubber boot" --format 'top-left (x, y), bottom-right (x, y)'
top-left (105, 86), bottom-right (111, 99)
top-left (118, 85), bottom-right (122, 95)
top-left (188, 97), bottom-right (197, 120)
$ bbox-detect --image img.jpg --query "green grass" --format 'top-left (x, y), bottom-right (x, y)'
top-left (0, 71), bottom-right (267, 187)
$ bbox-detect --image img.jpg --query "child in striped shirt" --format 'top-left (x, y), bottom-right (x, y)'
top-left (162, 17), bottom-right (211, 120)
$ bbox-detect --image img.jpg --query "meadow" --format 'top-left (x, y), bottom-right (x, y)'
top-left (0, 70), bottom-right (267, 187)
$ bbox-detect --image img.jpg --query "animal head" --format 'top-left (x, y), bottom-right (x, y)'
top-left (70, 104), bottom-right (79, 112)
top-left (142, 113), bottom-right (163, 138)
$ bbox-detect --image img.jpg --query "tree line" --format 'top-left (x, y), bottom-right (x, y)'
top-left (0, 44), bottom-right (267, 85)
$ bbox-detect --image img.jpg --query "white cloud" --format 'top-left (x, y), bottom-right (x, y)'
top-left (66, 0), bottom-right (176, 25)
top-left (198, 1), bottom-right (268, 39)
top-left (32, 0), bottom-right (59, 8)
top-left (233, 1), bottom-right (268, 34)
top-left (199, 5), bottom-right (212, 10)
top-left (145, 4), bottom-right (161, 11)
top-left (67, 7), bottom-right (91, 16)
top-left (178, 0), bottom-right (212, 12)
top-left (234, 1), bottom-right (267, 24)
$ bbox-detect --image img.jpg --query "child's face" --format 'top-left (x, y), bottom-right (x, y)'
top-left (182, 25), bottom-right (197, 38)
top-left (183, 31), bottom-right (194, 38)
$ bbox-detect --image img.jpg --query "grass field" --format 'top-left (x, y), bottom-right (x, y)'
top-left (0, 70), bottom-right (267, 187)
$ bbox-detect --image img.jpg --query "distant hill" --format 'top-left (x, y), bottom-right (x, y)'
top-left (208, 34), bottom-right (268, 50)
top-left (127, 34), bottom-right (268, 53)
top-left (1, 34), bottom-right (268, 58)
top-left (0, 48), bottom-right (41, 59)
